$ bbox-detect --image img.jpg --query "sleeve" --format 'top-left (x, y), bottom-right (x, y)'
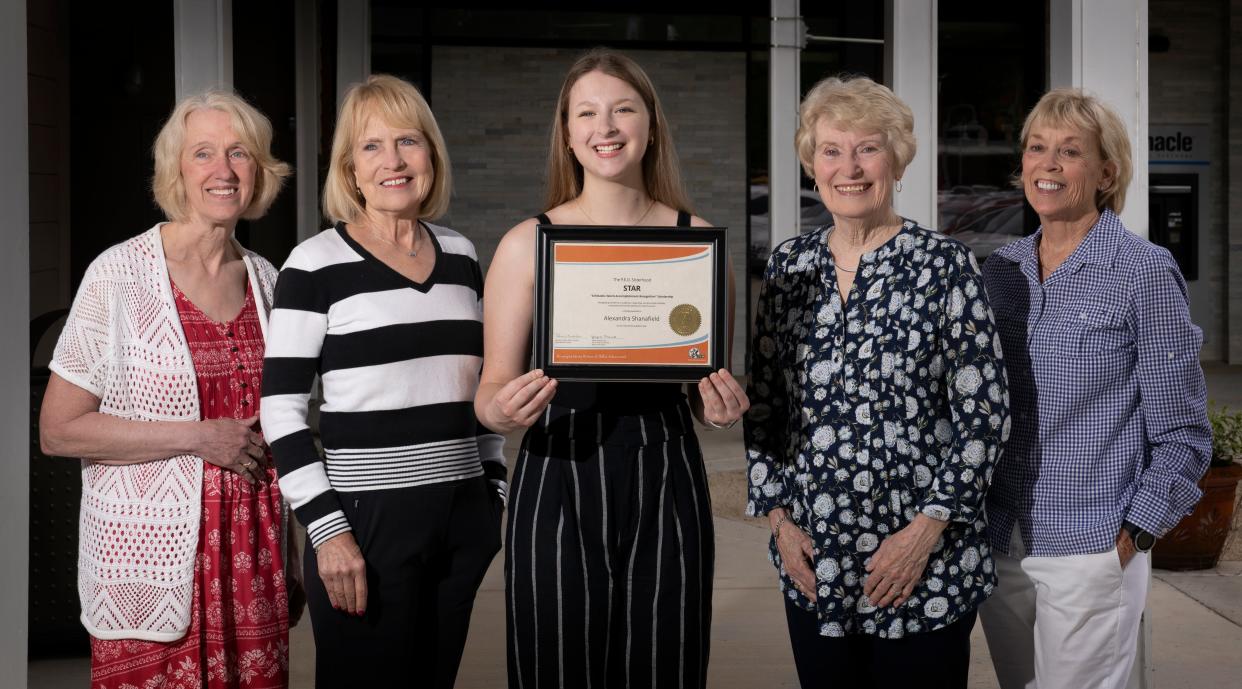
top-left (477, 420), bottom-right (508, 506)
top-left (919, 247), bottom-right (1011, 523)
top-left (49, 259), bottom-right (115, 397)
top-left (1124, 250), bottom-right (1211, 536)
top-left (743, 251), bottom-right (794, 517)
top-left (261, 262), bottom-right (350, 550)
top-left (469, 252), bottom-right (508, 506)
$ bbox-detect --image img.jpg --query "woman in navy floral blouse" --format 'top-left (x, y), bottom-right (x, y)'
top-left (744, 75), bottom-right (1009, 688)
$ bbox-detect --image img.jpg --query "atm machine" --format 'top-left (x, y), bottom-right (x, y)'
top-left (1148, 124), bottom-right (1211, 351)
top-left (1148, 173), bottom-right (1197, 281)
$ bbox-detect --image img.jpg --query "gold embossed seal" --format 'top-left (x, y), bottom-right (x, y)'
top-left (669, 304), bottom-right (702, 336)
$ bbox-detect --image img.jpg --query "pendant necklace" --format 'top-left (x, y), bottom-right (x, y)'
top-left (368, 222), bottom-right (423, 257)
top-left (578, 197), bottom-right (658, 226)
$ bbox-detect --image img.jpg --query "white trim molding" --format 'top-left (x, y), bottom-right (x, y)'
top-left (295, 0), bottom-right (320, 242)
top-left (2, 0), bottom-right (29, 682)
top-left (1049, 0), bottom-right (1149, 238)
top-left (886, 0), bottom-right (938, 228)
top-left (336, 0), bottom-right (371, 108)
top-left (769, 0), bottom-right (802, 247)
top-left (174, 0), bottom-right (233, 98)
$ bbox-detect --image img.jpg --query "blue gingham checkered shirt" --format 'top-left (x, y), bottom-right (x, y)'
top-left (981, 209), bottom-right (1211, 557)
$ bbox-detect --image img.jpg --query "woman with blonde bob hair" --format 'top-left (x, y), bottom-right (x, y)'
top-left (41, 90), bottom-right (295, 688)
top-left (478, 47), bottom-right (748, 689)
top-left (979, 88), bottom-right (1209, 689)
top-left (746, 74), bottom-right (1007, 688)
top-left (153, 90), bottom-right (291, 222)
top-left (263, 74), bottom-right (505, 688)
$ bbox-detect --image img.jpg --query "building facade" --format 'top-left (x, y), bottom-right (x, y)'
top-left (8, 0), bottom-right (1241, 678)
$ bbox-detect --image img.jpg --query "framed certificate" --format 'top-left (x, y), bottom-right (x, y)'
top-left (534, 224), bottom-right (728, 382)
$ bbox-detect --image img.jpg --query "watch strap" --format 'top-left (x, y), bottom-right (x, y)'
top-left (1123, 520), bottom-right (1156, 552)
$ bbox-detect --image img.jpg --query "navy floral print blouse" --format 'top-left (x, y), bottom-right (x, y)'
top-left (744, 220), bottom-right (1010, 638)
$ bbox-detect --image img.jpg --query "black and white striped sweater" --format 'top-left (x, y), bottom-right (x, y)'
top-left (261, 222), bottom-right (505, 549)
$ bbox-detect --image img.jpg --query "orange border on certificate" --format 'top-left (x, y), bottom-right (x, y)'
top-left (554, 244), bottom-right (708, 263)
top-left (552, 340), bottom-right (709, 365)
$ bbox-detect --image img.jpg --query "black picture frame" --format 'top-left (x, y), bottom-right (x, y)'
top-left (533, 223), bottom-right (728, 382)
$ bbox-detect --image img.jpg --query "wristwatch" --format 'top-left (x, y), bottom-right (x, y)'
top-left (1123, 521), bottom-right (1156, 552)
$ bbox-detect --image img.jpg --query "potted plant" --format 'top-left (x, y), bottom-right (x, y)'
top-left (1152, 403), bottom-right (1242, 570)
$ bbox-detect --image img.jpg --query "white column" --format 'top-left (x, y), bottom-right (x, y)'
top-left (1052, 9), bottom-right (1152, 685)
top-left (295, 0), bottom-right (320, 242)
top-left (769, 0), bottom-right (802, 246)
top-left (886, 0), bottom-right (938, 227)
top-left (174, 0), bottom-right (233, 98)
top-left (1, 0), bottom-right (29, 684)
top-left (1048, 0), bottom-right (1149, 237)
top-left (337, 0), bottom-right (371, 108)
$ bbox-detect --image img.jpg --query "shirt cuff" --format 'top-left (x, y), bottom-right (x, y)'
top-left (304, 510), bottom-right (351, 550)
top-left (1125, 487), bottom-right (1184, 537)
top-left (917, 492), bottom-right (977, 524)
top-left (746, 482), bottom-right (790, 518)
top-left (489, 478), bottom-right (509, 508)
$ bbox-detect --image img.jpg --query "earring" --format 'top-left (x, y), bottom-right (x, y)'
top-left (813, 182), bottom-right (819, 191)
top-left (895, 179), bottom-right (903, 192)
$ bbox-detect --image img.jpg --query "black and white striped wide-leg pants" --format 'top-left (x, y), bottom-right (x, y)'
top-left (505, 403), bottom-right (715, 689)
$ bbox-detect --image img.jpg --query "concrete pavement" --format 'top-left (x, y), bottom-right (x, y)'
top-left (29, 393), bottom-right (1242, 688)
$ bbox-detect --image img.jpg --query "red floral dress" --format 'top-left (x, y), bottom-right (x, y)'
top-left (90, 281), bottom-right (289, 689)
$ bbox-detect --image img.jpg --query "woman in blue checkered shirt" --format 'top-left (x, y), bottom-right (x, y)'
top-left (744, 75), bottom-right (1010, 688)
top-left (978, 88), bottom-right (1212, 689)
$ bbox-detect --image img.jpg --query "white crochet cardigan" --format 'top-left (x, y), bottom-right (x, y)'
top-left (49, 224), bottom-right (279, 641)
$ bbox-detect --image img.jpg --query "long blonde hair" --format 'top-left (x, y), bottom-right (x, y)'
top-left (544, 49), bottom-right (693, 214)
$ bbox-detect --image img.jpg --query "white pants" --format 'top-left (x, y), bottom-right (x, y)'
top-left (979, 525), bottom-right (1150, 689)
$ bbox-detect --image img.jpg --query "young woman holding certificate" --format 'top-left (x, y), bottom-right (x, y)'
top-left (476, 48), bottom-right (748, 689)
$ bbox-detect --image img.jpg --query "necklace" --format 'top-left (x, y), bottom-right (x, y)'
top-left (578, 197), bottom-right (658, 226)
top-left (826, 223), bottom-right (900, 273)
top-left (367, 222), bottom-right (423, 257)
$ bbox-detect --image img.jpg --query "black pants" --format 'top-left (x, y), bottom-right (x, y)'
top-left (506, 405), bottom-right (715, 689)
top-left (785, 599), bottom-right (977, 689)
top-left (305, 476), bottom-right (502, 689)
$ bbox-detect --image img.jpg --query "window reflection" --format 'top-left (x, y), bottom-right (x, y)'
top-left (937, 1), bottom-right (1046, 260)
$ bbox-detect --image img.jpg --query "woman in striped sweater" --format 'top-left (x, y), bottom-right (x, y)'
top-left (477, 49), bottom-right (750, 689)
top-left (261, 75), bottom-right (504, 688)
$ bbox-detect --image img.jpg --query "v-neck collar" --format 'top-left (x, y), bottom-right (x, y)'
top-left (821, 218), bottom-right (915, 304)
top-left (170, 278), bottom-right (254, 326)
top-left (336, 220), bottom-right (442, 293)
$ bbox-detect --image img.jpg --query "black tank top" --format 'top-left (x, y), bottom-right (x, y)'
top-left (535, 209), bottom-right (692, 414)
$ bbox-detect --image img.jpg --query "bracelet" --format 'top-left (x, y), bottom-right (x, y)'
top-left (703, 417), bottom-right (738, 431)
top-left (771, 512), bottom-right (790, 541)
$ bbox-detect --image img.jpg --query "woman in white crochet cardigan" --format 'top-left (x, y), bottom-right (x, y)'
top-left (40, 90), bottom-right (294, 689)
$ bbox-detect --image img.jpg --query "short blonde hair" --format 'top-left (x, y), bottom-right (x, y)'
top-left (796, 75), bottom-right (917, 179)
top-left (545, 48), bottom-right (693, 214)
top-left (152, 91), bottom-right (290, 222)
top-left (323, 74), bottom-right (452, 223)
top-left (1018, 88), bottom-right (1132, 213)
